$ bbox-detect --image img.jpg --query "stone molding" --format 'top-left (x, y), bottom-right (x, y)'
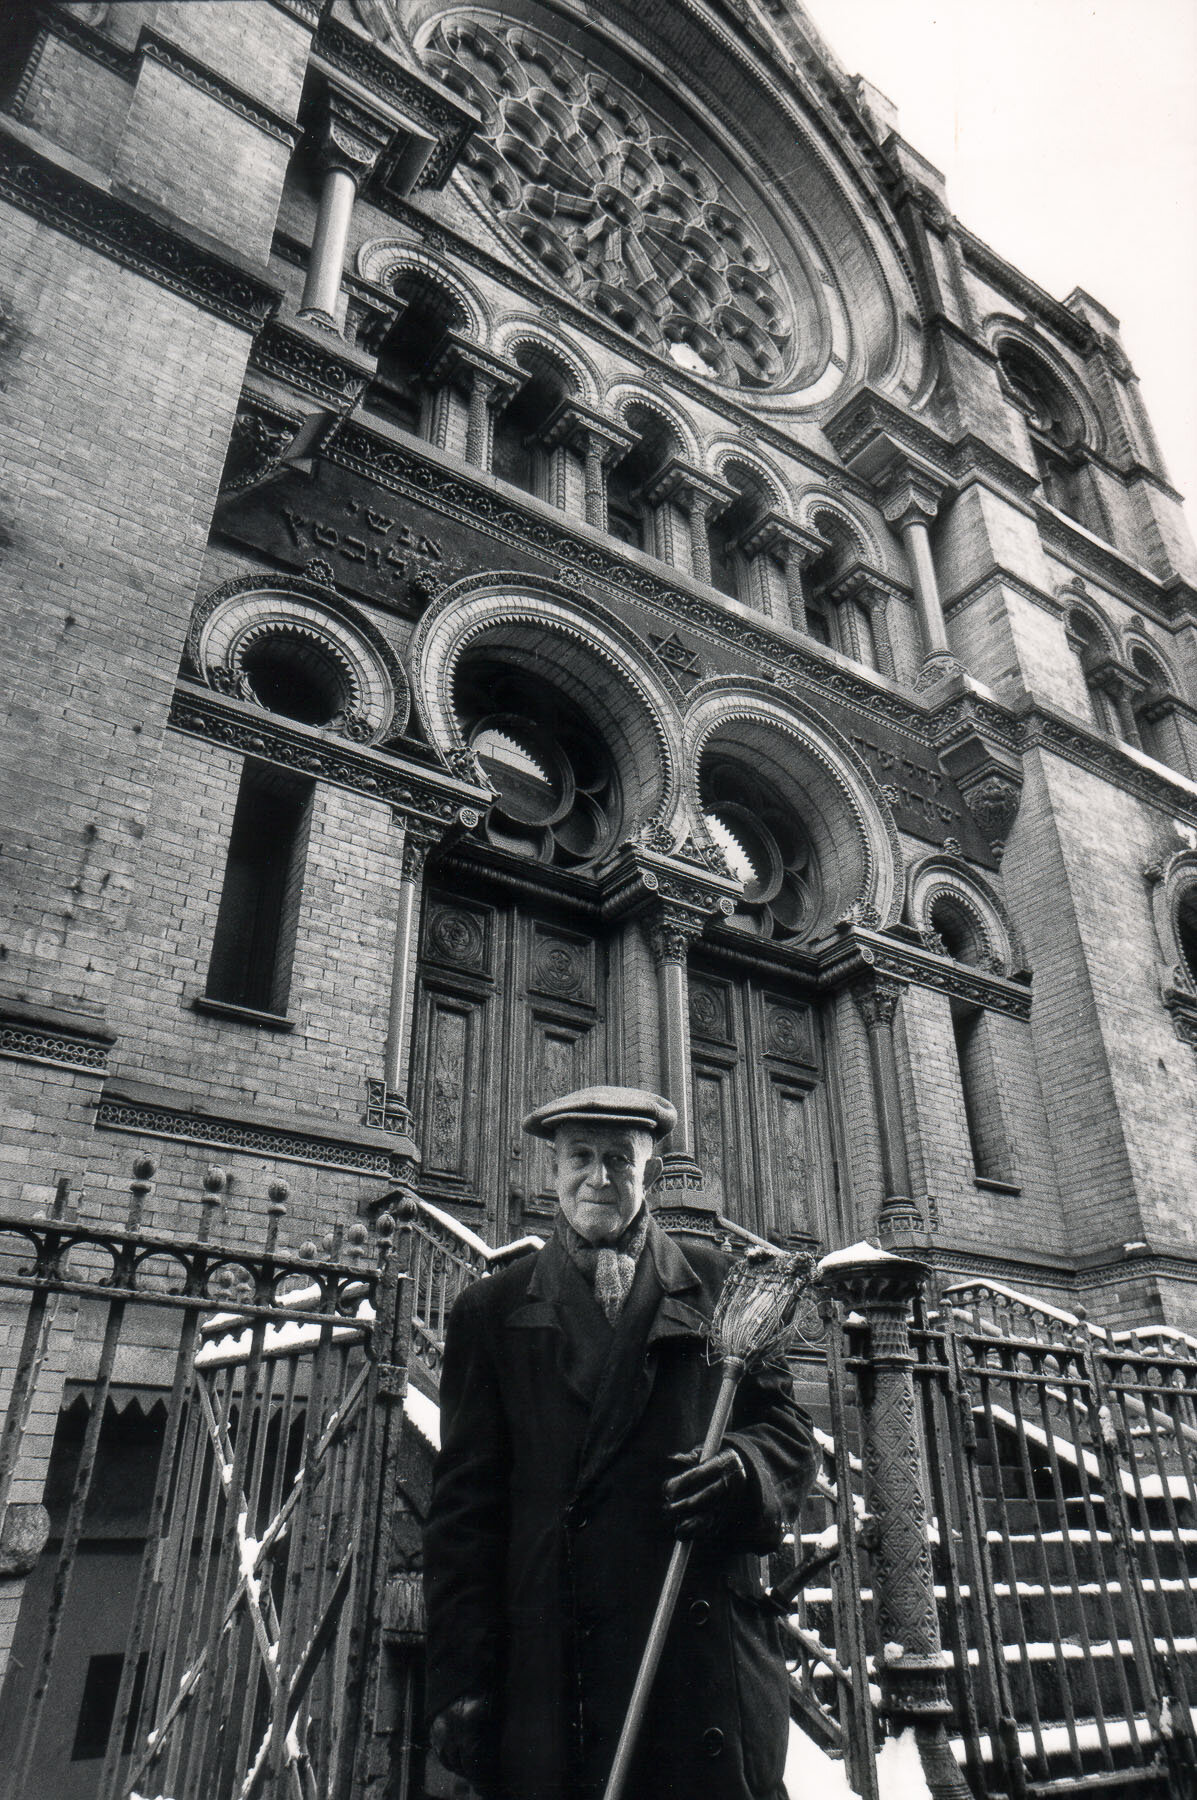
top-left (957, 228), bottom-right (1094, 353)
top-left (826, 930), bottom-right (1033, 1020)
top-left (137, 28), bottom-right (300, 147)
top-left (313, 17), bottom-right (478, 193)
top-left (0, 127), bottom-right (279, 332)
top-left (0, 998), bottom-right (115, 1075)
top-left (168, 680), bottom-right (487, 830)
top-left (95, 1089), bottom-right (416, 1179)
top-left (249, 319), bottom-right (373, 408)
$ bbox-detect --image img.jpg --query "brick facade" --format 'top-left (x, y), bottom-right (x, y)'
top-left (3, 6), bottom-right (1197, 1695)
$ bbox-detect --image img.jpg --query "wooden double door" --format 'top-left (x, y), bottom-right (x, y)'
top-left (409, 878), bottom-right (839, 1250)
top-left (410, 882), bottom-right (609, 1244)
top-left (688, 958), bottom-right (838, 1247)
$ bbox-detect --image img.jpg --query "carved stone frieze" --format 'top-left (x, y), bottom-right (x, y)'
top-left (169, 682), bottom-right (486, 828)
top-left (96, 1094), bottom-right (415, 1178)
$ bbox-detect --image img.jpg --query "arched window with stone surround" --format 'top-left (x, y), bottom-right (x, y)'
top-left (707, 462), bottom-right (772, 604)
top-left (803, 516), bottom-right (877, 669)
top-left (1066, 607), bottom-right (1121, 737)
top-left (605, 405), bottom-right (681, 554)
top-left (367, 270), bottom-right (470, 439)
top-left (997, 337), bottom-right (1106, 537)
top-left (490, 344), bottom-right (578, 504)
top-left (1129, 643), bottom-right (1190, 774)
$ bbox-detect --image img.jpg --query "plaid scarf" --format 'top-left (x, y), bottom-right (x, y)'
top-left (558, 1208), bottom-right (650, 1324)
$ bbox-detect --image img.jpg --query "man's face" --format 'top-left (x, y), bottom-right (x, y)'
top-left (552, 1124), bottom-right (661, 1245)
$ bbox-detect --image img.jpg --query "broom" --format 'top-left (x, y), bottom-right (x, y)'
top-left (601, 1246), bottom-right (819, 1800)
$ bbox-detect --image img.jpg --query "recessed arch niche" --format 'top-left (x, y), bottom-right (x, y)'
top-left (682, 682), bottom-right (901, 940)
top-left (408, 578), bottom-right (680, 864)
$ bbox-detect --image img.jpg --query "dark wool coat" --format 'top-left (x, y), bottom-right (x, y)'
top-left (423, 1217), bottom-right (816, 1800)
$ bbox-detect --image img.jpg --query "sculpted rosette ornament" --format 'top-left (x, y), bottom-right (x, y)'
top-left (425, 16), bottom-right (795, 388)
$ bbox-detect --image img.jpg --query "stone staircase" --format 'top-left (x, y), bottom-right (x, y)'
top-left (401, 1204), bottom-right (1197, 1797)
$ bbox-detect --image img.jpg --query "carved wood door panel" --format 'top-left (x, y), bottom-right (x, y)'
top-left (688, 963), bottom-right (836, 1246)
top-left (411, 888), bottom-right (607, 1243)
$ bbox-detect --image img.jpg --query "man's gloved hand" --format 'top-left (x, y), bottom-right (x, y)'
top-left (663, 1444), bottom-right (749, 1539)
top-left (429, 1694), bottom-right (498, 1788)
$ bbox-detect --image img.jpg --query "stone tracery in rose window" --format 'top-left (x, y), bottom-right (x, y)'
top-left (425, 16), bottom-right (795, 388)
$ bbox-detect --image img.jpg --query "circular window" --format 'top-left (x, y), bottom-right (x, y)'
top-left (241, 634), bottom-right (353, 727)
top-left (457, 664), bottom-right (621, 869)
top-left (702, 759), bottom-right (821, 941)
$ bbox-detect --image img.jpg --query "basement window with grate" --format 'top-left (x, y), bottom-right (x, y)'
top-left (200, 762), bottom-right (313, 1025)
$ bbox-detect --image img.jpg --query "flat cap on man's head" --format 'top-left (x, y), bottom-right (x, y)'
top-left (521, 1085), bottom-right (677, 1143)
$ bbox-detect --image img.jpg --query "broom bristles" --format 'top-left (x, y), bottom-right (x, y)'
top-left (709, 1246), bottom-right (819, 1365)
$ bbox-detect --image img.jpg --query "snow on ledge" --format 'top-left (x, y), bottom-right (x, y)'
top-left (405, 1385), bottom-right (440, 1451)
top-left (818, 1240), bottom-right (909, 1275)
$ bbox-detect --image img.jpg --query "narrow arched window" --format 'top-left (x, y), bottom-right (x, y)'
top-left (367, 273), bottom-right (467, 439)
top-left (605, 406), bottom-right (679, 554)
top-left (491, 349), bottom-right (576, 504)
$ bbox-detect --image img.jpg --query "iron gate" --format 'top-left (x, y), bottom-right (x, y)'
top-left (0, 1161), bottom-right (413, 1800)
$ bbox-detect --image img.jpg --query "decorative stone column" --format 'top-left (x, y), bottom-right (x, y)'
top-left (820, 1248), bottom-right (971, 1799)
top-left (367, 818), bottom-right (443, 1137)
top-left (738, 514), bottom-right (826, 631)
top-left (829, 566), bottom-right (903, 679)
top-left (851, 976), bottom-right (923, 1243)
top-left (300, 89), bottom-right (393, 329)
top-left (541, 401), bottom-right (634, 529)
top-left (427, 335), bottom-right (521, 470)
top-left (641, 461), bottom-right (735, 585)
top-left (875, 467), bottom-right (960, 688)
top-left (645, 901), bottom-right (709, 1177)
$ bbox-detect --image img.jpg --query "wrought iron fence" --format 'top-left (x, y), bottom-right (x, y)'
top-left (0, 1162), bottom-right (409, 1800)
top-left (6, 1169), bottom-right (1197, 1800)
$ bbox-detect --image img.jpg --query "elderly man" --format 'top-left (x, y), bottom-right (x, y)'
top-left (423, 1086), bottom-right (815, 1800)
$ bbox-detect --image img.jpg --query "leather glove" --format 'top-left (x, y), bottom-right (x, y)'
top-left (663, 1444), bottom-right (749, 1539)
top-left (429, 1694), bottom-right (499, 1789)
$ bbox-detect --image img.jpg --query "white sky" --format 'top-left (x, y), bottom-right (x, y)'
top-left (802, 0), bottom-right (1197, 524)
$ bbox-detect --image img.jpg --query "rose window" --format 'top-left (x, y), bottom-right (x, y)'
top-left (456, 664), bottom-right (621, 868)
top-left (425, 17), bottom-right (794, 388)
top-left (702, 760), bottom-right (821, 941)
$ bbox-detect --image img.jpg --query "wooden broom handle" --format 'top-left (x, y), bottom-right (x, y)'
top-left (601, 1356), bottom-right (745, 1800)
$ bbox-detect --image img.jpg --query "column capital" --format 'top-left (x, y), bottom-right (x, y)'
top-left (875, 461), bottom-right (953, 532)
top-left (852, 973), bottom-right (907, 1031)
top-left (737, 512), bottom-right (827, 565)
top-left (427, 332), bottom-right (522, 401)
top-left (540, 399), bottom-right (635, 465)
top-left (827, 563), bottom-right (906, 611)
top-left (316, 83), bottom-right (397, 181)
top-left (641, 458), bottom-right (735, 516)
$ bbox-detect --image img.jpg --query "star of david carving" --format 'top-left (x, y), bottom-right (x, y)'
top-left (649, 631), bottom-right (704, 685)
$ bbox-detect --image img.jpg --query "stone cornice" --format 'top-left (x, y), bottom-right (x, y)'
top-left (1021, 702), bottom-right (1197, 828)
top-left (942, 566), bottom-right (1065, 622)
top-left (1036, 506), bottom-right (1173, 609)
top-left (926, 1243), bottom-right (1197, 1295)
top-left (313, 16), bottom-right (478, 193)
top-left (817, 928), bottom-right (1033, 1019)
top-left (168, 681), bottom-right (489, 827)
top-left (96, 1082), bottom-right (416, 1180)
top-left (0, 996), bottom-right (115, 1076)
top-left (248, 317), bottom-right (372, 408)
top-left (0, 124), bottom-right (279, 332)
top-left (18, 12), bottom-right (302, 147)
top-left (137, 28), bottom-right (300, 147)
top-left (957, 227), bottom-right (1095, 353)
